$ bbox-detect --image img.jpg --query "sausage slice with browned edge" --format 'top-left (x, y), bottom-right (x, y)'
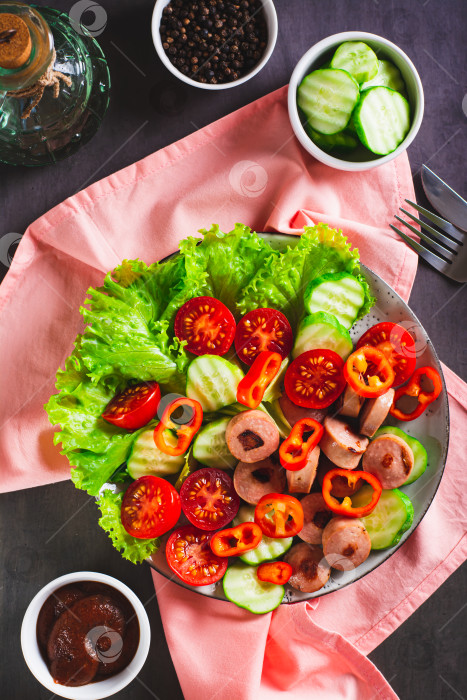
top-left (279, 394), bottom-right (327, 426)
top-left (297, 492), bottom-right (333, 544)
top-left (286, 446), bottom-right (320, 494)
top-left (226, 409), bottom-right (279, 463)
top-left (322, 517), bottom-right (371, 571)
top-left (233, 457), bottom-right (286, 505)
top-left (320, 415), bottom-right (369, 469)
top-left (362, 434), bottom-right (414, 488)
top-left (359, 388), bottom-right (395, 437)
top-left (284, 542), bottom-right (331, 593)
top-left (339, 384), bottom-right (364, 418)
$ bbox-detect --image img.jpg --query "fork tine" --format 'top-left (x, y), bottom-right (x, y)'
top-left (394, 216), bottom-right (454, 260)
top-left (399, 208), bottom-right (460, 253)
top-left (404, 199), bottom-right (464, 243)
top-left (390, 224), bottom-right (450, 274)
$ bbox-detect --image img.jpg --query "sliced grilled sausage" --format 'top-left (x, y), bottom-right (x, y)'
top-left (359, 388), bottom-right (395, 437)
top-left (339, 384), bottom-right (364, 418)
top-left (362, 434), bottom-right (414, 488)
top-left (286, 446), bottom-right (320, 494)
top-left (279, 394), bottom-right (327, 426)
top-left (320, 415), bottom-right (369, 469)
top-left (233, 457), bottom-right (286, 505)
top-left (297, 492), bottom-right (333, 544)
top-left (322, 517), bottom-right (371, 571)
top-left (317, 454), bottom-right (364, 498)
top-left (226, 409), bottom-right (279, 463)
top-left (284, 542), bottom-right (331, 593)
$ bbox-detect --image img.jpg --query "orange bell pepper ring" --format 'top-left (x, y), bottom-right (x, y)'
top-left (237, 351), bottom-right (282, 409)
top-left (279, 417), bottom-right (323, 471)
top-left (153, 396), bottom-right (203, 456)
top-left (257, 561), bottom-right (293, 585)
top-left (210, 522), bottom-right (262, 557)
top-left (344, 346), bottom-right (395, 398)
top-left (322, 468), bottom-right (382, 517)
top-left (390, 366), bottom-right (442, 421)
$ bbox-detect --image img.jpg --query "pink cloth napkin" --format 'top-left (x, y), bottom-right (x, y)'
top-left (1, 85), bottom-right (466, 698)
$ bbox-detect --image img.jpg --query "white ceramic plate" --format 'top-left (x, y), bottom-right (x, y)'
top-left (144, 233), bottom-right (449, 602)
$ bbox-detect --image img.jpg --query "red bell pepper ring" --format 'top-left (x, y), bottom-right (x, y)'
top-left (255, 493), bottom-right (304, 538)
top-left (153, 397), bottom-right (203, 456)
top-left (210, 522), bottom-right (263, 557)
top-left (344, 346), bottom-right (395, 398)
top-left (279, 417), bottom-right (323, 471)
top-left (322, 468), bottom-right (382, 517)
top-left (236, 351), bottom-right (283, 409)
top-left (390, 366), bottom-right (442, 421)
top-left (257, 561), bottom-right (293, 585)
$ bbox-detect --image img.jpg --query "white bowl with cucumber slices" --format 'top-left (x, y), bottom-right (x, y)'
top-left (288, 32), bottom-right (424, 171)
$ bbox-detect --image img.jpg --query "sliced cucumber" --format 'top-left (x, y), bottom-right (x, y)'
top-left (297, 68), bottom-right (360, 135)
top-left (353, 87), bottom-right (411, 155)
top-left (192, 417), bottom-right (237, 470)
top-left (352, 484), bottom-right (414, 549)
top-left (306, 125), bottom-right (358, 152)
top-left (374, 425), bottom-right (427, 485)
top-left (330, 41), bottom-right (379, 84)
top-left (263, 357), bottom-right (288, 403)
top-left (361, 59), bottom-right (406, 93)
top-left (186, 355), bottom-right (243, 411)
top-left (223, 563), bottom-right (284, 614)
top-left (127, 429), bottom-right (185, 479)
top-left (234, 505), bottom-right (293, 565)
top-left (292, 311), bottom-right (353, 360)
top-left (304, 272), bottom-right (365, 329)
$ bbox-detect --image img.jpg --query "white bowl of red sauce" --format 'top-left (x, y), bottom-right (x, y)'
top-left (21, 571), bottom-right (151, 699)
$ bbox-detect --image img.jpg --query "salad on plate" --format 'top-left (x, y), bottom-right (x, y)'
top-left (46, 223), bottom-right (443, 614)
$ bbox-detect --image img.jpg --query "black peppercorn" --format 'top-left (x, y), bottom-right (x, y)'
top-left (159, 0), bottom-right (268, 84)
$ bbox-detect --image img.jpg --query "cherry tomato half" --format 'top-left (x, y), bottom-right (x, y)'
top-left (356, 322), bottom-right (416, 387)
top-left (102, 382), bottom-right (161, 430)
top-left (180, 468), bottom-right (240, 531)
top-left (235, 308), bottom-right (293, 366)
top-left (121, 476), bottom-right (181, 539)
top-left (174, 296), bottom-right (235, 356)
top-left (284, 349), bottom-right (346, 409)
top-left (255, 493), bottom-right (304, 538)
top-left (166, 526), bottom-right (228, 586)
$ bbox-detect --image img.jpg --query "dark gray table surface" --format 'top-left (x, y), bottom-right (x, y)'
top-left (1, 1), bottom-right (466, 699)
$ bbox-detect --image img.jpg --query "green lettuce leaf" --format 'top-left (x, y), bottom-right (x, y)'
top-left (45, 339), bottom-right (141, 495)
top-left (237, 223), bottom-right (374, 327)
top-left (179, 223), bottom-right (273, 316)
top-left (97, 489), bottom-right (160, 564)
top-left (79, 259), bottom-right (190, 385)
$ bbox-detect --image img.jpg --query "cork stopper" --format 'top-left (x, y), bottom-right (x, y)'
top-left (0, 13), bottom-right (32, 69)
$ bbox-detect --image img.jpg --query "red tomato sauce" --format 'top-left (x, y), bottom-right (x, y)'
top-left (36, 581), bottom-right (139, 687)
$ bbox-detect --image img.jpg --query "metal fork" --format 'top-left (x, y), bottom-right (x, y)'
top-left (390, 200), bottom-right (466, 283)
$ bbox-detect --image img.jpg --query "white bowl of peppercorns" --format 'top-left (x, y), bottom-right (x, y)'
top-left (152, 0), bottom-right (278, 89)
